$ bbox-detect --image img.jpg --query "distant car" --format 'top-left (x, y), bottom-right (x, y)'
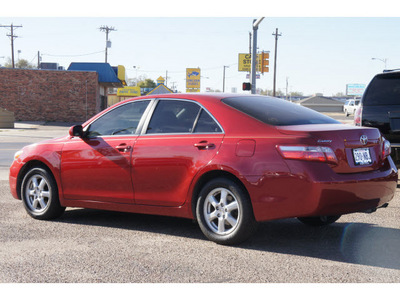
top-left (9, 94), bottom-right (398, 245)
top-left (343, 99), bottom-right (360, 116)
top-left (355, 70), bottom-right (400, 166)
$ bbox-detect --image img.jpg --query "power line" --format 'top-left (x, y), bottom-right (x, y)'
top-left (42, 50), bottom-right (105, 57)
top-left (0, 23), bottom-right (23, 68)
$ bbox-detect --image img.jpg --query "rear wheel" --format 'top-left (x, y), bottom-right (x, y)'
top-left (196, 178), bottom-right (258, 245)
top-left (297, 215), bottom-right (341, 226)
top-left (21, 167), bottom-right (65, 220)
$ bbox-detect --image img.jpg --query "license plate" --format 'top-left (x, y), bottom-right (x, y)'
top-left (353, 148), bottom-right (372, 165)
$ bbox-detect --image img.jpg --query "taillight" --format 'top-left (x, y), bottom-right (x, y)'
top-left (382, 138), bottom-right (391, 158)
top-left (354, 106), bottom-right (362, 126)
top-left (277, 145), bottom-right (338, 164)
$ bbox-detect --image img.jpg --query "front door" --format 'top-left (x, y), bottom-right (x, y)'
top-left (60, 100), bottom-right (151, 203)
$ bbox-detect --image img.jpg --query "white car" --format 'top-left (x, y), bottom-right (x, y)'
top-left (344, 99), bottom-right (360, 116)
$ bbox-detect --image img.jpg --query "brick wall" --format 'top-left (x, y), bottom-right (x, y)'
top-left (0, 68), bottom-right (99, 123)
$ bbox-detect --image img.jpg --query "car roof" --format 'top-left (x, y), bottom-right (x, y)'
top-left (117, 93), bottom-right (270, 106)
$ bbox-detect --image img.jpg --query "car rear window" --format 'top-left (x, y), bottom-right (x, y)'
top-left (363, 73), bottom-right (400, 106)
top-left (222, 96), bottom-right (340, 126)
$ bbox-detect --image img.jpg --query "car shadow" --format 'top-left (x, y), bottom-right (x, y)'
top-left (241, 218), bottom-right (400, 271)
top-left (56, 208), bottom-right (400, 271)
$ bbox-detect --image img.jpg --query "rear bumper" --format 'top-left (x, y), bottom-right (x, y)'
top-left (247, 157), bottom-right (398, 222)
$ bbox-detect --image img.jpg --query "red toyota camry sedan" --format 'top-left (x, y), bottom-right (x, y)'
top-left (9, 94), bottom-right (398, 245)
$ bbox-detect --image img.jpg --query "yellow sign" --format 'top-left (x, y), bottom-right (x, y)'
top-left (117, 65), bottom-right (127, 85)
top-left (238, 53), bottom-right (262, 72)
top-left (186, 88), bottom-right (200, 93)
top-left (186, 68), bottom-right (201, 91)
top-left (117, 86), bottom-right (141, 97)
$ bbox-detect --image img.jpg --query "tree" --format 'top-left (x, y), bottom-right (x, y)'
top-left (3, 57), bottom-right (36, 69)
top-left (137, 78), bottom-right (156, 89)
top-left (289, 91), bottom-right (304, 97)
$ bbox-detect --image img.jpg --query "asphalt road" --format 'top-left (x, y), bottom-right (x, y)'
top-left (1, 116), bottom-right (399, 283)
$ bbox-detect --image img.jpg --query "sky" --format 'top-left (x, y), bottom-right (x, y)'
top-left (1, 1), bottom-right (400, 97)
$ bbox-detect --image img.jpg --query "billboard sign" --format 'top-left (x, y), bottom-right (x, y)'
top-left (186, 68), bottom-right (201, 92)
top-left (238, 53), bottom-right (262, 72)
top-left (346, 84), bottom-right (366, 96)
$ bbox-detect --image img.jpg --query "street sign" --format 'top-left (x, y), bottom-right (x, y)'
top-left (246, 74), bottom-right (260, 79)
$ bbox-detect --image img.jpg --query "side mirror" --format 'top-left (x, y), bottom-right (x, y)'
top-left (69, 125), bottom-right (84, 138)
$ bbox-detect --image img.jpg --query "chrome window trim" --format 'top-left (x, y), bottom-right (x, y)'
top-left (140, 98), bottom-right (225, 136)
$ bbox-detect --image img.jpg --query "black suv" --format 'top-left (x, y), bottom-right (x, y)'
top-left (356, 71), bottom-right (400, 165)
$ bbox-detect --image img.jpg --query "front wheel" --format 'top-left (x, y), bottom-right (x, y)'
top-left (196, 178), bottom-right (258, 245)
top-left (21, 167), bottom-right (65, 220)
top-left (297, 215), bottom-right (341, 227)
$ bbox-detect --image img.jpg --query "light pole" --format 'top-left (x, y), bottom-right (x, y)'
top-left (371, 57), bottom-right (387, 70)
top-left (223, 65), bottom-right (229, 92)
top-left (133, 66), bottom-right (140, 86)
top-left (251, 17), bottom-right (264, 94)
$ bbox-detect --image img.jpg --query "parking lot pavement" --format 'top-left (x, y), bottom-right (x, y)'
top-left (324, 112), bottom-right (355, 125)
top-left (0, 122), bottom-right (72, 180)
top-left (1, 180), bottom-right (399, 283)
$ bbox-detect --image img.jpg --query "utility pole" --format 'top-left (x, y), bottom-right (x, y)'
top-left (1, 23), bottom-right (23, 68)
top-left (272, 28), bottom-right (282, 97)
top-left (37, 51), bottom-right (41, 69)
top-left (99, 25), bottom-right (116, 63)
top-left (251, 17), bottom-right (265, 94)
top-left (286, 77), bottom-right (289, 101)
top-left (223, 65), bottom-right (229, 92)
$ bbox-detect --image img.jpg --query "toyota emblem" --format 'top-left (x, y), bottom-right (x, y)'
top-left (360, 135), bottom-right (368, 145)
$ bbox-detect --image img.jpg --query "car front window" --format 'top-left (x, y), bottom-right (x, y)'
top-left (86, 100), bottom-right (150, 138)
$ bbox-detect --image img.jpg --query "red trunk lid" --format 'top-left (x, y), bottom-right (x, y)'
top-left (276, 124), bottom-right (385, 173)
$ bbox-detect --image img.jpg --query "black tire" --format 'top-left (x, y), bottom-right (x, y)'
top-left (196, 177), bottom-right (258, 245)
top-left (297, 215), bottom-right (341, 227)
top-left (21, 167), bottom-right (65, 220)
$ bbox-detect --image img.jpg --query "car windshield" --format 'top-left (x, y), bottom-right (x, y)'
top-left (363, 73), bottom-right (400, 106)
top-left (222, 96), bottom-right (340, 126)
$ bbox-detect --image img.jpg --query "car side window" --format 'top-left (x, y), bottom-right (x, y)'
top-left (194, 109), bottom-right (222, 133)
top-left (146, 100), bottom-right (201, 134)
top-left (86, 100), bottom-right (150, 138)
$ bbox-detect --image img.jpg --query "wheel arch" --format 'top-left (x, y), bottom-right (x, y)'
top-left (17, 160), bottom-right (58, 200)
top-left (190, 169), bottom-right (251, 220)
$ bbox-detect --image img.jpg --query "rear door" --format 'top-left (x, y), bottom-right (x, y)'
top-left (132, 99), bottom-right (224, 207)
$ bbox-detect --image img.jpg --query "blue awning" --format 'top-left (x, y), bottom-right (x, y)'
top-left (68, 62), bottom-right (124, 87)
